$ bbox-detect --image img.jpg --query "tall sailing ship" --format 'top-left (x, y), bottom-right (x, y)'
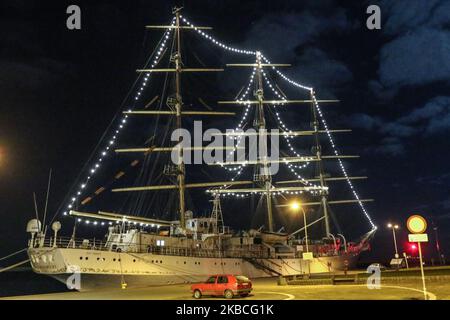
top-left (26, 8), bottom-right (376, 290)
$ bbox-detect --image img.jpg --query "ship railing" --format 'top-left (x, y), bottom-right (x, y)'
top-left (37, 236), bottom-right (110, 251)
top-left (142, 245), bottom-right (272, 259)
top-left (37, 236), bottom-right (274, 258)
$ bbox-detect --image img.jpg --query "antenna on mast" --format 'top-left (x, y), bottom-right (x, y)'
top-left (33, 192), bottom-right (40, 231)
top-left (43, 168), bottom-right (52, 230)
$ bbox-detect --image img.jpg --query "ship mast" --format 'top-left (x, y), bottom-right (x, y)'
top-left (173, 7), bottom-right (186, 230)
top-left (254, 52), bottom-right (274, 232)
top-left (91, 10), bottom-right (374, 238)
top-left (310, 89), bottom-right (330, 236)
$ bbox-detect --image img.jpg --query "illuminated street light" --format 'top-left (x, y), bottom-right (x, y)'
top-left (291, 201), bottom-right (308, 252)
top-left (387, 223), bottom-right (400, 258)
top-left (290, 201), bottom-right (300, 211)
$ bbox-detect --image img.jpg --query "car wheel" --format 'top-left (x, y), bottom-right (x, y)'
top-left (193, 290), bottom-right (202, 299)
top-left (224, 289), bottom-right (234, 299)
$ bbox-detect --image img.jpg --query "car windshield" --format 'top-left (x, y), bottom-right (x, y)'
top-left (235, 275), bottom-right (249, 283)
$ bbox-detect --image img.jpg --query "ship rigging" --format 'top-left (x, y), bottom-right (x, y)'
top-left (25, 8), bottom-right (377, 290)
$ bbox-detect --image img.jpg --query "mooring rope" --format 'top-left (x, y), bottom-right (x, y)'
top-left (0, 248), bottom-right (27, 262)
top-left (0, 259), bottom-right (30, 273)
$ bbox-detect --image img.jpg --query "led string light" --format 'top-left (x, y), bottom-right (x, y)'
top-left (261, 70), bottom-right (311, 170)
top-left (311, 92), bottom-right (376, 230)
top-left (76, 218), bottom-right (162, 229)
top-left (135, 17), bottom-right (176, 101)
top-left (214, 53), bottom-right (321, 198)
top-left (177, 15), bottom-right (318, 188)
top-left (259, 49), bottom-right (374, 228)
top-left (63, 14), bottom-right (374, 228)
top-left (260, 54), bottom-right (312, 92)
top-left (220, 67), bottom-right (257, 174)
top-left (180, 16), bottom-right (255, 55)
top-left (257, 70), bottom-right (321, 189)
top-left (61, 23), bottom-right (175, 217)
top-left (209, 185), bottom-right (325, 199)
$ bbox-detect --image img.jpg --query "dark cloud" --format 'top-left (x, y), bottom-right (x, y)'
top-left (399, 96), bottom-right (450, 135)
top-left (345, 113), bottom-right (383, 130)
top-left (240, 8), bottom-right (354, 92)
top-left (370, 0), bottom-right (450, 97)
top-left (372, 136), bottom-right (405, 156)
top-left (287, 48), bottom-right (353, 92)
top-left (242, 9), bottom-right (353, 59)
top-left (381, 0), bottom-right (448, 36)
top-left (378, 27), bottom-right (450, 89)
top-left (416, 173), bottom-right (450, 186)
top-left (345, 96), bottom-right (450, 155)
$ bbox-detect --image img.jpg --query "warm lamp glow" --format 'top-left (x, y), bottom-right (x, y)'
top-left (290, 201), bottom-right (300, 210)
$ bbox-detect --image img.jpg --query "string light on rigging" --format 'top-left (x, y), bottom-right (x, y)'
top-left (59, 13), bottom-right (375, 231)
top-left (60, 22), bottom-right (175, 219)
top-left (311, 92), bottom-right (376, 230)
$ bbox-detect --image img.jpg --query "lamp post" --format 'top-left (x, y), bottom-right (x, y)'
top-left (387, 223), bottom-right (399, 258)
top-left (291, 201), bottom-right (308, 252)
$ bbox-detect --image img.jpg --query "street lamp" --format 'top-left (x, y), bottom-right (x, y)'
top-left (291, 201), bottom-right (308, 252)
top-left (387, 223), bottom-right (399, 258)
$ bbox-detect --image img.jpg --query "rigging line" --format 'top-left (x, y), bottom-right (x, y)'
top-left (127, 32), bottom-right (177, 217)
top-left (311, 93), bottom-right (376, 230)
top-left (43, 168), bottom-right (52, 229)
top-left (51, 26), bottom-right (174, 224)
top-left (261, 70), bottom-right (311, 168)
top-left (130, 118), bottom-right (174, 216)
top-left (0, 248), bottom-right (27, 262)
top-left (179, 15), bottom-right (313, 93)
top-left (134, 31), bottom-right (178, 211)
top-left (260, 54), bottom-right (312, 92)
top-left (265, 105), bottom-right (316, 188)
top-left (0, 259), bottom-right (30, 273)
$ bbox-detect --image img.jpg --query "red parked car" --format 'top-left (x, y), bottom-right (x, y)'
top-left (191, 274), bottom-right (252, 299)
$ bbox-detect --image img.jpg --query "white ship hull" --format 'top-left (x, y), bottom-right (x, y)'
top-left (28, 247), bottom-right (359, 291)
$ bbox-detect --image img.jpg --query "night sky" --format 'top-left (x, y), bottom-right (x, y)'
top-left (1, 0), bottom-right (449, 264)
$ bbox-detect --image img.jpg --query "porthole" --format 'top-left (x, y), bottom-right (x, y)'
top-left (79, 257), bottom-right (83, 260)
top-left (85, 257), bottom-right (88, 260)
